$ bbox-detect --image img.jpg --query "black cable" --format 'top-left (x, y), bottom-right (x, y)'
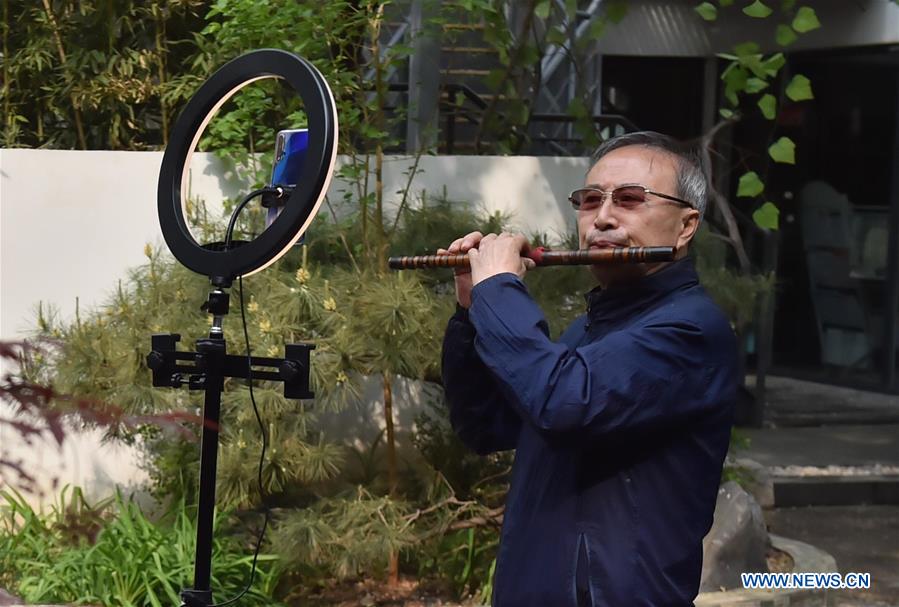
top-left (210, 184), bottom-right (289, 605)
top-left (224, 187), bottom-right (282, 250)
top-left (206, 275), bottom-right (271, 607)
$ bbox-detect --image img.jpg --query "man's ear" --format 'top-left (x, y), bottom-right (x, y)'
top-left (676, 209), bottom-right (701, 251)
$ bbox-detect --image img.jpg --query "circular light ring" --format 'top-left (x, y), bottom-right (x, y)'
top-left (157, 49), bottom-right (338, 283)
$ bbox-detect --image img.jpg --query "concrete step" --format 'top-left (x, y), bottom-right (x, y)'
top-left (773, 474), bottom-right (899, 507)
top-left (768, 411), bottom-right (899, 426)
top-left (746, 374), bottom-right (899, 427)
top-left (734, 419), bottom-right (899, 505)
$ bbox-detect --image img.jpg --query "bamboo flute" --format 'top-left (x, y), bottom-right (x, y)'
top-left (388, 246), bottom-right (676, 270)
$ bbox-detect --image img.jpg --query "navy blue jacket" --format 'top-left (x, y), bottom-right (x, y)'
top-left (441, 258), bottom-right (737, 606)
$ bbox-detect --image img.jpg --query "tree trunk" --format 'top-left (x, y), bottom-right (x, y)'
top-left (388, 551), bottom-right (400, 588)
top-left (382, 372), bottom-right (399, 586)
top-left (383, 372), bottom-right (398, 497)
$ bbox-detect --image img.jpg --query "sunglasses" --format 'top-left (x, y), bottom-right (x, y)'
top-left (569, 185), bottom-right (695, 211)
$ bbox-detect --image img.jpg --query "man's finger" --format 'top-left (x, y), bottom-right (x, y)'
top-left (512, 233), bottom-right (531, 253)
top-left (460, 231), bottom-right (483, 252)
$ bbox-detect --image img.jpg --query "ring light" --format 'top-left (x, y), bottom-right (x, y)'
top-left (157, 49), bottom-right (338, 285)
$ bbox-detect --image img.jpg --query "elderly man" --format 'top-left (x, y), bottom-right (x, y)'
top-left (438, 131), bottom-right (737, 606)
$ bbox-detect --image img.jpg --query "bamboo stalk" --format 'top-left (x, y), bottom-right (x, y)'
top-left (40, 0), bottom-right (87, 149)
top-left (2, 0), bottom-right (10, 143)
top-left (154, 1), bottom-right (169, 145)
top-left (372, 2), bottom-right (387, 274)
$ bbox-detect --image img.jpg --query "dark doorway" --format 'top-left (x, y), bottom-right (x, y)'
top-left (600, 55), bottom-right (706, 140)
top-left (765, 46), bottom-right (899, 392)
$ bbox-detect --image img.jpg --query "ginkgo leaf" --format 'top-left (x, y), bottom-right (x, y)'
top-left (768, 137), bottom-right (796, 164)
top-left (792, 6), bottom-right (821, 33)
top-left (695, 2), bottom-right (717, 20)
top-left (758, 94), bottom-right (777, 119)
top-left (785, 74), bottom-right (814, 101)
top-left (752, 202), bottom-right (780, 230)
top-left (776, 24), bottom-right (797, 46)
top-left (743, 0), bottom-right (773, 18)
top-left (738, 171), bottom-right (765, 197)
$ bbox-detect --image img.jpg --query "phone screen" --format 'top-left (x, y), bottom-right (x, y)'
top-left (265, 129), bottom-right (310, 230)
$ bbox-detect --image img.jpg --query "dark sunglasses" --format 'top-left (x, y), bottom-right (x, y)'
top-left (569, 185), bottom-right (695, 211)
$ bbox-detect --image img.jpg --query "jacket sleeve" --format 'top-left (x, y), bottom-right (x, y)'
top-left (468, 273), bottom-right (736, 439)
top-left (442, 304), bottom-right (523, 454)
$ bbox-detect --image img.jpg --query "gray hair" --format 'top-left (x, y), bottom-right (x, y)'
top-left (588, 131), bottom-right (709, 221)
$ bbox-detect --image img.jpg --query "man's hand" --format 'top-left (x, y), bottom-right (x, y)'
top-left (437, 232), bottom-right (535, 308)
top-left (437, 231), bottom-right (482, 309)
top-left (469, 233), bottom-right (535, 286)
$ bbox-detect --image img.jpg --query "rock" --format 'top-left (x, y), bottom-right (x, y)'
top-left (731, 457), bottom-right (775, 509)
top-left (700, 480), bottom-right (770, 592)
top-left (0, 588), bottom-right (22, 606)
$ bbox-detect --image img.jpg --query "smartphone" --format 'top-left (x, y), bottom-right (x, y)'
top-left (264, 128), bottom-right (309, 230)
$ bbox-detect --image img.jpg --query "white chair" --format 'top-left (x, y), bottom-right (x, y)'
top-left (799, 181), bottom-right (872, 367)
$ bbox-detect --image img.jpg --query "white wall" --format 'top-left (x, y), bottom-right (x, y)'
top-left (1, 150), bottom-right (588, 339)
top-left (0, 149), bottom-right (589, 506)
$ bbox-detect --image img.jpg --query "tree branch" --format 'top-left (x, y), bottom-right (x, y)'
top-left (700, 118), bottom-right (751, 273)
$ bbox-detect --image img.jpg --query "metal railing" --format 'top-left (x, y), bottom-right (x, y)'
top-left (440, 83), bottom-right (637, 155)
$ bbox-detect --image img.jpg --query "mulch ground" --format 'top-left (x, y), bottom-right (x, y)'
top-left (286, 576), bottom-right (479, 607)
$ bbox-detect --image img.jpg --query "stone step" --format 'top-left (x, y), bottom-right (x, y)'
top-left (730, 456), bottom-right (899, 508)
top-left (773, 474), bottom-right (899, 507)
top-left (767, 411), bottom-right (899, 426)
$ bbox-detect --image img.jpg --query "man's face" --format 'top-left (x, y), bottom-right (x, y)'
top-left (578, 145), bottom-right (700, 286)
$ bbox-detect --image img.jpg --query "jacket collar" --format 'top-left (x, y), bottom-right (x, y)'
top-left (584, 256), bottom-right (699, 324)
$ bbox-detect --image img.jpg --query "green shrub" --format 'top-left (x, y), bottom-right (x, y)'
top-left (0, 488), bottom-right (281, 607)
top-left (415, 527), bottom-right (499, 601)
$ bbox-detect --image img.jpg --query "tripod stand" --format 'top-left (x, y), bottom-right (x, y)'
top-left (147, 282), bottom-right (314, 607)
top-left (150, 47), bottom-right (338, 607)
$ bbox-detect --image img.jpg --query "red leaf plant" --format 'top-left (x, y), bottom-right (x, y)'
top-left (0, 339), bottom-right (203, 496)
